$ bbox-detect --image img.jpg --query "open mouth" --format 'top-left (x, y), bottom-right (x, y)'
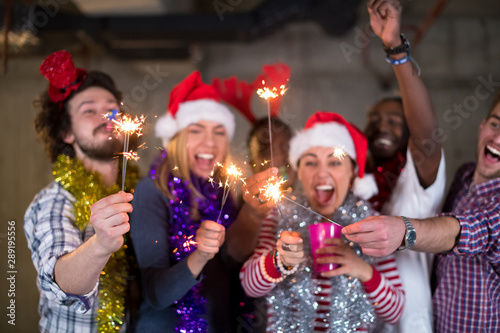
top-left (374, 137), bottom-right (393, 147)
top-left (195, 153), bottom-right (215, 169)
top-left (315, 184), bottom-right (335, 206)
top-left (484, 145), bottom-right (500, 163)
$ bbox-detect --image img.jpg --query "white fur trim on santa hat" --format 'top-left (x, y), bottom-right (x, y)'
top-left (155, 113), bottom-right (178, 148)
top-left (352, 173), bottom-right (379, 200)
top-left (155, 99), bottom-right (235, 147)
top-left (289, 122), bottom-right (356, 170)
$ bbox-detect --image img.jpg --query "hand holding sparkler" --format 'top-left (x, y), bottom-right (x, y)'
top-left (90, 191), bottom-right (134, 255)
top-left (241, 167), bottom-right (279, 217)
top-left (186, 220), bottom-right (225, 277)
top-left (195, 220), bottom-right (225, 260)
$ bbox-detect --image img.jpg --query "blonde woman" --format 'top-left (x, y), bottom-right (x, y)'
top-left (130, 71), bottom-right (276, 332)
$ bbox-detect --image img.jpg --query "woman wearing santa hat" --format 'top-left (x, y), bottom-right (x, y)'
top-left (240, 111), bottom-right (405, 332)
top-left (129, 71), bottom-right (277, 332)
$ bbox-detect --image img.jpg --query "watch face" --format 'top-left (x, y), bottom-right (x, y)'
top-left (406, 230), bottom-right (417, 247)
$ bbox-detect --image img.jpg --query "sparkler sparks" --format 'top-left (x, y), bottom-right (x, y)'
top-left (256, 80), bottom-right (288, 100)
top-left (260, 176), bottom-right (286, 203)
top-left (225, 163), bottom-right (244, 181)
top-left (112, 114), bottom-right (145, 138)
top-left (209, 162), bottom-right (246, 224)
top-left (122, 151), bottom-right (139, 161)
top-left (332, 146), bottom-right (347, 160)
top-left (104, 110), bottom-right (146, 191)
top-left (258, 176), bottom-right (342, 228)
top-left (256, 80), bottom-right (288, 169)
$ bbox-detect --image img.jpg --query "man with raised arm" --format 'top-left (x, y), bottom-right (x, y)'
top-left (344, 91), bottom-right (500, 332)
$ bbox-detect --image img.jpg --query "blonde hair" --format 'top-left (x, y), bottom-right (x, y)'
top-left (155, 127), bottom-right (233, 209)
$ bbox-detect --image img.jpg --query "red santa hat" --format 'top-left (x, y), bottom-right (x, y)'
top-left (155, 71), bottom-right (235, 146)
top-left (289, 111), bottom-right (378, 200)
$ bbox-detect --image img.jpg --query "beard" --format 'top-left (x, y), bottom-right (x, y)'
top-left (75, 124), bottom-right (124, 161)
top-left (77, 137), bottom-right (123, 161)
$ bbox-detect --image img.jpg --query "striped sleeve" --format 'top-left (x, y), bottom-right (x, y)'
top-left (362, 254), bottom-right (405, 324)
top-left (240, 210), bottom-right (281, 298)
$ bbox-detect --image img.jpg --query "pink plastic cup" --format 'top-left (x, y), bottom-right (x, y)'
top-left (308, 222), bottom-right (342, 273)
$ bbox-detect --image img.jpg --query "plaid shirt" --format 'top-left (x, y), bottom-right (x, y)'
top-left (24, 181), bottom-right (98, 333)
top-left (435, 163), bottom-right (500, 333)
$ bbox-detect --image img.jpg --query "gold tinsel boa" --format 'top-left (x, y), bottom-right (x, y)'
top-left (53, 155), bottom-right (138, 332)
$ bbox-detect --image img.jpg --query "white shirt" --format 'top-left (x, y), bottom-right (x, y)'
top-left (379, 148), bottom-right (446, 333)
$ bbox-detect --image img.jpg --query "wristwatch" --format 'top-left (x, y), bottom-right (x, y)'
top-left (397, 216), bottom-right (416, 251)
top-left (383, 33), bottom-right (410, 55)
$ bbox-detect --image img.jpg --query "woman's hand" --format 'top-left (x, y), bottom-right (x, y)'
top-left (277, 231), bottom-right (306, 266)
top-left (316, 238), bottom-right (374, 282)
top-left (188, 220), bottom-right (225, 277)
top-left (242, 167), bottom-right (279, 218)
top-left (195, 220), bottom-right (225, 260)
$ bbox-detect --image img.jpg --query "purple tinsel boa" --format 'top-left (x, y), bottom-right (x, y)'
top-left (150, 152), bottom-right (237, 332)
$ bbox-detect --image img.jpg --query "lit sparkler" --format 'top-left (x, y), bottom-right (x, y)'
top-left (332, 146), bottom-right (347, 160)
top-left (209, 162), bottom-right (246, 224)
top-left (259, 177), bottom-right (342, 228)
top-left (256, 81), bottom-right (288, 100)
top-left (259, 176), bottom-right (286, 203)
top-left (257, 80), bottom-right (288, 169)
top-left (105, 110), bottom-right (145, 191)
top-left (122, 151), bottom-right (139, 162)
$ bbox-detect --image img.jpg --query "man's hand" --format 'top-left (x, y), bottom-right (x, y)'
top-left (342, 215), bottom-right (405, 257)
top-left (90, 191), bottom-right (134, 256)
top-left (195, 220), bottom-right (225, 260)
top-left (368, 0), bottom-right (402, 48)
top-left (241, 167), bottom-right (279, 218)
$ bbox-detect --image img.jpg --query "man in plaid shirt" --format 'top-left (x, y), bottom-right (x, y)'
top-left (24, 51), bottom-right (133, 332)
top-left (343, 89), bottom-right (500, 333)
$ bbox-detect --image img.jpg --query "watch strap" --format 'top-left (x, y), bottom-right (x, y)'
top-left (397, 216), bottom-right (416, 251)
top-left (383, 33), bottom-right (410, 55)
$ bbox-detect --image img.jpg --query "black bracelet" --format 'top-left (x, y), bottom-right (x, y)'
top-left (383, 33), bottom-right (410, 56)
